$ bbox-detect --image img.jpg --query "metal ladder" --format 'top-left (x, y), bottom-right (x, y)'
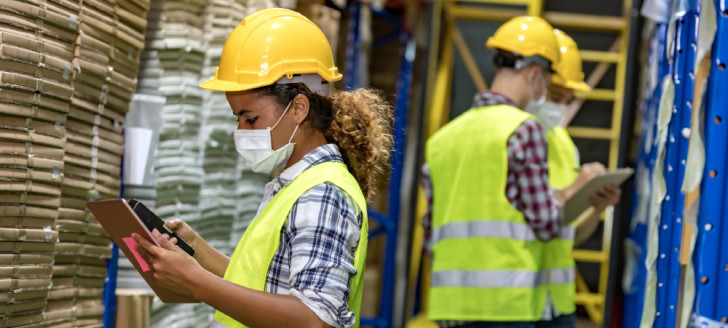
top-left (409, 0), bottom-right (634, 325)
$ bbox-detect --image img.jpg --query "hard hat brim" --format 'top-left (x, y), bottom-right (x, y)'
top-left (199, 73), bottom-right (343, 92)
top-left (198, 77), bottom-right (272, 92)
top-left (565, 80), bottom-right (592, 92)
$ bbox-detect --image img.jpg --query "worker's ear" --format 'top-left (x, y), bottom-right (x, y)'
top-left (290, 94), bottom-right (309, 125)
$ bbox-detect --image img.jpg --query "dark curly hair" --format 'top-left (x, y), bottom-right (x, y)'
top-left (251, 83), bottom-right (393, 201)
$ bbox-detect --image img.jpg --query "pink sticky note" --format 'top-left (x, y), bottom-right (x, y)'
top-left (122, 237), bottom-right (150, 272)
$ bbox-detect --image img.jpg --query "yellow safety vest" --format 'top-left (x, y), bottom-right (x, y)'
top-left (213, 162), bottom-right (368, 328)
top-left (543, 126), bottom-right (579, 315)
top-left (426, 104), bottom-right (547, 322)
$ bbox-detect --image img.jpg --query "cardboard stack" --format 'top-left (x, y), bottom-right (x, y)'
top-left (0, 0), bottom-right (78, 326)
top-left (140, 0), bottom-right (207, 327)
top-left (49, 0), bottom-right (151, 326)
top-left (197, 0), bottom-right (264, 258)
top-left (141, 0), bottom-right (206, 225)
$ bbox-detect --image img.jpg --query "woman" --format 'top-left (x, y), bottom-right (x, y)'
top-left (132, 8), bottom-right (392, 328)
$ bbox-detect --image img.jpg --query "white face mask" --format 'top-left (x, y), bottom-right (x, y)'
top-left (527, 101), bottom-right (568, 131)
top-left (233, 101), bottom-right (300, 174)
top-left (524, 69), bottom-right (548, 115)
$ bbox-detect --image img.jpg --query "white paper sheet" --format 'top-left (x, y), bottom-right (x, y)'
top-left (123, 127), bottom-right (153, 185)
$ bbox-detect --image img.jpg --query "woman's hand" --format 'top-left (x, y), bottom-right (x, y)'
top-left (132, 229), bottom-right (207, 297)
top-left (157, 219), bottom-right (231, 278)
top-left (164, 219), bottom-right (200, 249)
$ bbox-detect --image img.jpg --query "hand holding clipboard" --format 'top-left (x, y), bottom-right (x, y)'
top-left (562, 168), bottom-right (634, 225)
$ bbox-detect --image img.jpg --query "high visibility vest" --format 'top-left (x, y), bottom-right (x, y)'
top-left (543, 126), bottom-right (579, 315)
top-left (213, 162), bottom-right (368, 328)
top-left (426, 104), bottom-right (547, 322)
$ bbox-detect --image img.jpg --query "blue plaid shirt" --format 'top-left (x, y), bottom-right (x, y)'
top-left (258, 144), bottom-right (363, 328)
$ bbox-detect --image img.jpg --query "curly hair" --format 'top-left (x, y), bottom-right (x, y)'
top-left (252, 83), bottom-right (393, 200)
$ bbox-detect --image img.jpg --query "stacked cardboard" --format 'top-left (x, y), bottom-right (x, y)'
top-left (143, 0), bottom-right (271, 326)
top-left (1, 0), bottom-right (150, 326)
top-left (140, 0), bottom-right (208, 327)
top-left (0, 1), bottom-right (78, 326)
top-left (46, 0), bottom-right (150, 326)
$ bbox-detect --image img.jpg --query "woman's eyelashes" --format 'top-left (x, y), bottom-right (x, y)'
top-left (246, 116), bottom-right (258, 124)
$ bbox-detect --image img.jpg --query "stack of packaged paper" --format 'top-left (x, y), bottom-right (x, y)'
top-left (141, 0), bottom-right (207, 326)
top-left (51, 0), bottom-right (151, 326)
top-left (0, 0), bottom-right (77, 326)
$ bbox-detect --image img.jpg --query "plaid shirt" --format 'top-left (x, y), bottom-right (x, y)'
top-left (259, 144), bottom-right (362, 328)
top-left (421, 92), bottom-right (562, 326)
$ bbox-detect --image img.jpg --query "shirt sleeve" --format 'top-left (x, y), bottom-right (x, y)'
top-left (286, 182), bottom-right (362, 328)
top-left (507, 119), bottom-right (562, 242)
top-left (420, 164), bottom-right (434, 255)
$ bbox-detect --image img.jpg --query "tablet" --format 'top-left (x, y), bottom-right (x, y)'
top-left (562, 168), bottom-right (634, 225)
top-left (87, 198), bottom-right (198, 303)
top-left (127, 199), bottom-right (194, 256)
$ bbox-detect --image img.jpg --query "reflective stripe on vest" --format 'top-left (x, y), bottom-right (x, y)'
top-left (431, 267), bottom-right (575, 288)
top-left (213, 162), bottom-right (368, 328)
top-left (432, 220), bottom-right (575, 243)
top-left (426, 104), bottom-right (547, 322)
top-left (544, 126), bottom-right (579, 315)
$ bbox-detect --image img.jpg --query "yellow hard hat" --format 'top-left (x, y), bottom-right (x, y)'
top-left (486, 16), bottom-right (560, 69)
top-left (551, 29), bottom-right (591, 92)
top-left (199, 8), bottom-right (342, 92)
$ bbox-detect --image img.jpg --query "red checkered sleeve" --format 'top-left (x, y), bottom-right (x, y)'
top-left (506, 119), bottom-right (562, 242)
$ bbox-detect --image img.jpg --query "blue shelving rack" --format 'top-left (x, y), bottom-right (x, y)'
top-left (622, 18), bottom-right (671, 328)
top-left (693, 0), bottom-right (728, 323)
top-left (625, 0), bottom-right (728, 326)
top-left (654, 2), bottom-right (699, 326)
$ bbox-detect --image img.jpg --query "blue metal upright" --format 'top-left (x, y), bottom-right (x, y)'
top-left (103, 244), bottom-right (119, 327)
top-left (345, 2), bottom-right (362, 90)
top-left (654, 2), bottom-right (699, 326)
top-left (622, 19), bottom-right (671, 328)
top-left (345, 4), bottom-right (413, 327)
top-left (693, 0), bottom-right (728, 323)
top-left (625, 0), bottom-right (728, 326)
top-left (103, 138), bottom-right (124, 327)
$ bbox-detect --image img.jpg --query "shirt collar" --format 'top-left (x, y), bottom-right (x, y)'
top-left (471, 91), bottom-right (518, 109)
top-left (269, 144), bottom-right (344, 193)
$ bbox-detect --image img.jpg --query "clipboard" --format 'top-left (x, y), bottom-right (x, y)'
top-left (87, 199), bottom-right (199, 303)
top-left (562, 168), bottom-right (634, 225)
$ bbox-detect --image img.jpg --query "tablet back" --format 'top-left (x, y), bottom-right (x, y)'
top-left (87, 198), bottom-right (198, 303)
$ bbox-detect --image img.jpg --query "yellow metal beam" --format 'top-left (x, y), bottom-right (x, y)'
top-left (574, 292), bottom-right (604, 305)
top-left (448, 5), bottom-right (525, 22)
top-left (446, 0), bottom-right (529, 4)
top-left (453, 25), bottom-right (488, 93)
top-left (575, 271), bottom-right (604, 323)
top-left (543, 11), bottom-right (626, 32)
top-left (526, 0), bottom-right (542, 16)
top-left (572, 249), bottom-right (607, 262)
top-left (575, 88), bottom-right (617, 101)
top-left (423, 0), bottom-right (444, 120)
top-left (579, 50), bottom-right (620, 63)
top-left (566, 127), bottom-right (613, 140)
top-left (426, 19), bottom-right (455, 137)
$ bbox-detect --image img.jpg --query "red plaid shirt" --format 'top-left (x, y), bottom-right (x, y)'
top-left (421, 92), bottom-right (563, 254)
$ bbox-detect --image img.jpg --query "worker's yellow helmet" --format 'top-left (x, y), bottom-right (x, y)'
top-left (551, 29), bottom-right (591, 92)
top-left (486, 16), bottom-right (560, 70)
top-left (199, 8), bottom-right (342, 93)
